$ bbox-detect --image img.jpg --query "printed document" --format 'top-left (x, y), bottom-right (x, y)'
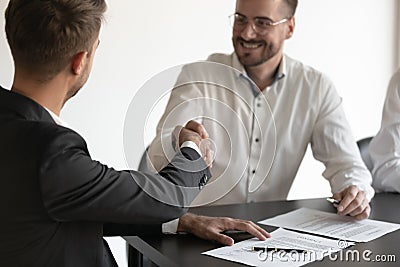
top-left (202, 228), bottom-right (354, 267)
top-left (259, 208), bottom-right (400, 242)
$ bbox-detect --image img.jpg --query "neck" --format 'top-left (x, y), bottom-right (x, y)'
top-left (11, 70), bottom-right (69, 116)
top-left (245, 52), bottom-right (283, 91)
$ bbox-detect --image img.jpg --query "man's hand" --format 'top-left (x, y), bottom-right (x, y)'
top-left (173, 120), bottom-right (208, 148)
top-left (173, 120), bottom-right (214, 166)
top-left (184, 120), bottom-right (209, 140)
top-left (332, 185), bottom-right (370, 220)
top-left (177, 213), bottom-right (271, 246)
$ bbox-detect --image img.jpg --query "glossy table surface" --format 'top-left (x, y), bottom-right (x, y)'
top-left (124, 193), bottom-right (400, 266)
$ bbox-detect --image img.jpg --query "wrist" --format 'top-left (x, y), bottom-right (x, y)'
top-left (180, 141), bottom-right (202, 156)
top-left (177, 213), bottom-right (197, 233)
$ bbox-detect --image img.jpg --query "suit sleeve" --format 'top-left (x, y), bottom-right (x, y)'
top-left (103, 223), bottom-right (161, 236)
top-left (38, 127), bottom-right (210, 224)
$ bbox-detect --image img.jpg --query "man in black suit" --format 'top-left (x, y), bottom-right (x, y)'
top-left (0, 1), bottom-right (214, 266)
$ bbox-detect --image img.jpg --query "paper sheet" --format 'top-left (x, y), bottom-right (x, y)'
top-left (202, 228), bottom-right (354, 267)
top-left (259, 208), bottom-right (400, 242)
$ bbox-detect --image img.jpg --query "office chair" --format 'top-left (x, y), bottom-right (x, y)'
top-left (356, 137), bottom-right (373, 172)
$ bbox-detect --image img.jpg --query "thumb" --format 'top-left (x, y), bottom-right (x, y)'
top-left (213, 233), bottom-right (234, 246)
top-left (185, 120), bottom-right (209, 139)
top-left (332, 193), bottom-right (341, 201)
top-left (332, 190), bottom-right (345, 201)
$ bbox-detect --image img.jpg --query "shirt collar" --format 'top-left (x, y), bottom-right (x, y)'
top-left (44, 107), bottom-right (69, 127)
top-left (277, 55), bottom-right (286, 80)
top-left (232, 52), bottom-right (287, 86)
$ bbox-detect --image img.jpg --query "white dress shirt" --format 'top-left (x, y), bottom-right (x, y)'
top-left (148, 53), bottom-right (374, 210)
top-left (44, 108), bottom-right (68, 127)
top-left (369, 69), bottom-right (400, 192)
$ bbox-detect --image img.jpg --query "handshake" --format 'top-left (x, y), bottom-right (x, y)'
top-left (173, 120), bottom-right (215, 167)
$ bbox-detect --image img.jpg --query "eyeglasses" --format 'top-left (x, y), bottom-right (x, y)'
top-left (229, 13), bottom-right (289, 35)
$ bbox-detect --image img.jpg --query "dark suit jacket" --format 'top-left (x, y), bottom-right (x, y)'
top-left (0, 87), bottom-right (210, 267)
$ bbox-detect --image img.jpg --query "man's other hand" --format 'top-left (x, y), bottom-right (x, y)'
top-left (333, 185), bottom-right (371, 220)
top-left (177, 213), bottom-right (271, 246)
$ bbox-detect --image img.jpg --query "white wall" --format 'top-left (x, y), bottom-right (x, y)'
top-left (286, 0), bottom-right (398, 200)
top-left (0, 1), bottom-right (397, 266)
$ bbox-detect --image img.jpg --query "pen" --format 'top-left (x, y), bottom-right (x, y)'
top-left (326, 197), bottom-right (340, 205)
top-left (251, 247), bottom-right (308, 253)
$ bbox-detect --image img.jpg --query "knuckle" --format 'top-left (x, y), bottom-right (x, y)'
top-left (353, 197), bottom-right (362, 206)
top-left (348, 190), bottom-right (357, 198)
top-left (196, 125), bottom-right (204, 133)
top-left (352, 206), bottom-right (363, 215)
top-left (186, 120), bottom-right (194, 127)
top-left (223, 217), bottom-right (234, 226)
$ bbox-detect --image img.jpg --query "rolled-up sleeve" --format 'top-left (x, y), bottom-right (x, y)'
top-left (310, 76), bottom-right (374, 200)
top-left (369, 70), bottom-right (400, 193)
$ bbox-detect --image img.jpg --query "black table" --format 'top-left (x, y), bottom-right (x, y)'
top-left (124, 193), bottom-right (400, 266)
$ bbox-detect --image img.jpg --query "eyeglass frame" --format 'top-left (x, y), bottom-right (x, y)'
top-left (229, 13), bottom-right (290, 35)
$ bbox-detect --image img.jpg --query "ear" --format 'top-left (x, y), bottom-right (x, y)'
top-left (285, 16), bottom-right (295, 39)
top-left (71, 51), bottom-right (88, 75)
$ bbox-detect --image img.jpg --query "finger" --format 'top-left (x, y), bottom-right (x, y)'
top-left (204, 155), bottom-right (213, 168)
top-left (178, 128), bottom-right (201, 147)
top-left (185, 120), bottom-right (209, 139)
top-left (335, 186), bottom-right (358, 214)
top-left (204, 147), bottom-right (214, 167)
top-left (227, 220), bottom-right (271, 240)
top-left (349, 198), bottom-right (368, 217)
top-left (332, 192), bottom-right (343, 202)
top-left (244, 221), bottom-right (271, 239)
top-left (244, 224), bottom-right (270, 241)
top-left (340, 190), bottom-right (366, 216)
top-left (353, 205), bottom-right (371, 220)
top-left (212, 232), bottom-right (235, 246)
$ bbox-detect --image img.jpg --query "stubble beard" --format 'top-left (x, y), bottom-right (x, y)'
top-left (65, 64), bottom-right (90, 103)
top-left (234, 38), bottom-right (279, 68)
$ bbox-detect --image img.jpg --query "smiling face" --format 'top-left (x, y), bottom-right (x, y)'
top-left (232, 0), bottom-right (294, 68)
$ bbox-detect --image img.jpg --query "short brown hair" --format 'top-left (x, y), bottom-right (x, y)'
top-left (5, 0), bottom-right (107, 81)
top-left (283, 0), bottom-right (298, 16)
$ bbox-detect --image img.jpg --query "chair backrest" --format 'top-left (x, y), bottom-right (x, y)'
top-left (356, 137), bottom-right (373, 172)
